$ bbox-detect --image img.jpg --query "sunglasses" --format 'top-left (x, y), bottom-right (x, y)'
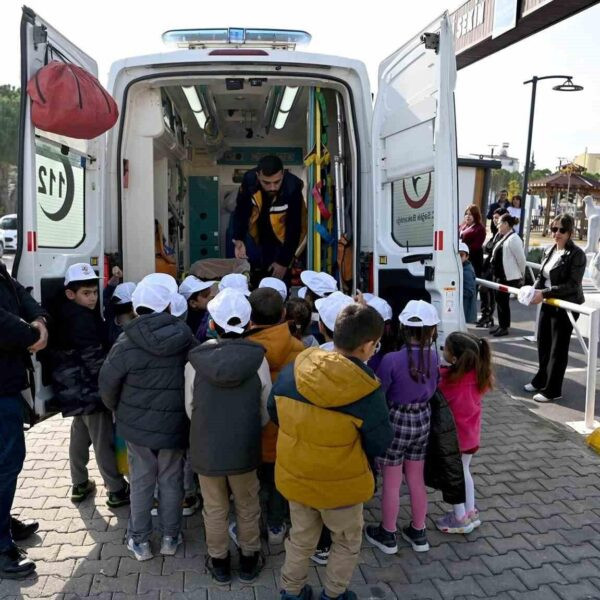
top-left (551, 227), bottom-right (568, 234)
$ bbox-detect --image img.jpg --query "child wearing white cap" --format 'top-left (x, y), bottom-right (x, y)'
top-left (365, 299), bottom-right (440, 556)
top-left (99, 277), bottom-right (197, 561)
top-left (50, 263), bottom-right (130, 509)
top-left (362, 294), bottom-right (396, 372)
top-left (315, 291), bottom-right (355, 352)
top-left (185, 288), bottom-right (271, 585)
top-left (298, 271), bottom-right (338, 345)
top-left (179, 276), bottom-right (216, 342)
top-left (259, 276), bottom-right (288, 301)
top-left (104, 277), bottom-right (137, 347)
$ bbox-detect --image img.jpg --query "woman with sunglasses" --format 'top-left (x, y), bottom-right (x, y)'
top-left (525, 214), bottom-right (586, 403)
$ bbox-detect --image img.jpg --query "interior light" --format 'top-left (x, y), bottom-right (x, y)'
top-left (274, 111), bottom-right (288, 130)
top-left (182, 86), bottom-right (202, 112)
top-left (182, 86), bottom-right (207, 130)
top-left (279, 86), bottom-right (298, 112)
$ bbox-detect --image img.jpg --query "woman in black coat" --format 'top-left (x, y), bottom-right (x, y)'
top-left (525, 213), bottom-right (586, 403)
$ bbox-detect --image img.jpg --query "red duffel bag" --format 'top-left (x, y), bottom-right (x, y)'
top-left (27, 60), bottom-right (119, 139)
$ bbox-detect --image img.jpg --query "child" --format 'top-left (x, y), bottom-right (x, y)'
top-left (170, 293), bottom-right (189, 321)
top-left (366, 300), bottom-right (440, 554)
top-left (314, 291), bottom-right (354, 351)
top-left (436, 331), bottom-right (492, 534)
top-left (99, 274), bottom-right (196, 561)
top-left (244, 287), bottom-right (304, 546)
top-left (298, 270), bottom-right (338, 344)
top-left (185, 288), bottom-right (271, 584)
top-left (459, 242), bottom-right (477, 324)
top-left (51, 263), bottom-right (129, 508)
top-left (285, 297), bottom-right (318, 348)
top-left (179, 275), bottom-right (215, 342)
top-left (104, 281), bottom-right (137, 347)
top-left (218, 273), bottom-right (251, 296)
top-left (259, 276), bottom-right (288, 301)
top-left (363, 293), bottom-right (395, 371)
top-left (270, 304), bottom-right (393, 600)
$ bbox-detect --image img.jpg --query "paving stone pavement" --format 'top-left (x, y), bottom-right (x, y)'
top-left (2, 387), bottom-right (600, 600)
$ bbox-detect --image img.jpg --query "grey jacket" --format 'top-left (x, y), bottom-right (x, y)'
top-left (185, 338), bottom-right (271, 477)
top-left (99, 312), bottom-right (196, 450)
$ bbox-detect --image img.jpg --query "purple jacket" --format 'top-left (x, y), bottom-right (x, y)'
top-left (375, 345), bottom-right (439, 406)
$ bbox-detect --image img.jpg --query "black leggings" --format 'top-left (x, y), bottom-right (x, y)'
top-left (494, 279), bottom-right (521, 329)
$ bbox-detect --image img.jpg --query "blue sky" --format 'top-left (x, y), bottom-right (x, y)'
top-left (1, 0), bottom-right (598, 171)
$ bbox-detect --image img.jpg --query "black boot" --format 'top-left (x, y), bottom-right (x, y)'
top-left (0, 545), bottom-right (36, 579)
top-left (239, 550), bottom-right (265, 583)
top-left (205, 552), bottom-right (231, 585)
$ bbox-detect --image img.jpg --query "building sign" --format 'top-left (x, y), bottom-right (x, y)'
top-left (492, 0), bottom-right (519, 38)
top-left (36, 140), bottom-right (86, 248)
top-left (392, 172), bottom-right (435, 248)
top-left (453, 0), bottom-right (486, 41)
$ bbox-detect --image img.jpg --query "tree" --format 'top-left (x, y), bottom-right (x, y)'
top-left (0, 85), bottom-right (20, 214)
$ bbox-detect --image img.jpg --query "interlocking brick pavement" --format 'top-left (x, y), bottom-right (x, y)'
top-left (2, 387), bottom-right (600, 599)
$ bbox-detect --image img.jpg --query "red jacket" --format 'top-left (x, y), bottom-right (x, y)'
top-left (438, 367), bottom-right (482, 453)
top-left (459, 222), bottom-right (486, 253)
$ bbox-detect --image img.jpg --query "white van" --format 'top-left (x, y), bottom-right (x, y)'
top-left (17, 7), bottom-right (463, 419)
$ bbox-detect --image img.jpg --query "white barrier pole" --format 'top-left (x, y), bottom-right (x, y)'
top-left (585, 309), bottom-right (599, 430)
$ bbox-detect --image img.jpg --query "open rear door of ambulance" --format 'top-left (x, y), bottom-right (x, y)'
top-left (16, 6), bottom-right (104, 419)
top-left (372, 12), bottom-right (463, 345)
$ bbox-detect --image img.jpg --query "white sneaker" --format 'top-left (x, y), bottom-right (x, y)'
top-left (533, 392), bottom-right (562, 403)
top-left (268, 523), bottom-right (287, 545)
top-left (127, 537), bottom-right (153, 561)
top-left (523, 383), bottom-right (538, 392)
top-left (160, 532), bottom-right (183, 556)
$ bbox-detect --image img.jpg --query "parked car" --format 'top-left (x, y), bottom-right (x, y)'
top-left (0, 213), bottom-right (17, 252)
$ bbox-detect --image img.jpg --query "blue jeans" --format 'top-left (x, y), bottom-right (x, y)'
top-left (0, 396), bottom-right (26, 551)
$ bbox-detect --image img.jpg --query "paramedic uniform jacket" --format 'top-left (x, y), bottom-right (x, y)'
top-left (232, 169), bottom-right (304, 267)
top-left (0, 261), bottom-right (47, 396)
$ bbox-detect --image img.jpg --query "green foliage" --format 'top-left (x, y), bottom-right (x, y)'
top-left (0, 85), bottom-right (20, 165)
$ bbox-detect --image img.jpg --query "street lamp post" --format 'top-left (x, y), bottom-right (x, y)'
top-left (520, 75), bottom-right (583, 250)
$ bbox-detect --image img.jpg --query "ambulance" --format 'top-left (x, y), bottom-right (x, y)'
top-left (16, 6), bottom-right (463, 418)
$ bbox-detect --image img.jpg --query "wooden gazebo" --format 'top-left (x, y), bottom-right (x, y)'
top-left (528, 163), bottom-right (600, 237)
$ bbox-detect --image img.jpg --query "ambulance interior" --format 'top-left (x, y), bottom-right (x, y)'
top-left (119, 75), bottom-right (358, 292)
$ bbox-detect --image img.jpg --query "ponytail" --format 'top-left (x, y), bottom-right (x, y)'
top-left (445, 332), bottom-right (494, 392)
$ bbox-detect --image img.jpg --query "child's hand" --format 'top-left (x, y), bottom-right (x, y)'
top-left (354, 290), bottom-right (367, 306)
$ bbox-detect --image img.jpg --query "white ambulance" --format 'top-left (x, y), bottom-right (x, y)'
top-left (17, 7), bottom-right (463, 418)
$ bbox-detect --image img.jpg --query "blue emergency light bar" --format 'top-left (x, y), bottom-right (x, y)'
top-left (162, 28), bottom-right (311, 50)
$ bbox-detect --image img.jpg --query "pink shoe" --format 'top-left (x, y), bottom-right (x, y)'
top-left (436, 511), bottom-right (474, 534)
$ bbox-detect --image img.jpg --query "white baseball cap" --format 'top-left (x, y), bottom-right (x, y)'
top-left (132, 281), bottom-right (173, 313)
top-left (315, 291), bottom-right (355, 332)
top-left (179, 275), bottom-right (215, 301)
top-left (140, 273), bottom-right (178, 295)
top-left (170, 293), bottom-right (189, 318)
top-left (300, 270), bottom-right (337, 298)
top-left (112, 282), bottom-right (136, 305)
top-left (366, 295), bottom-right (393, 322)
top-left (207, 288), bottom-right (252, 334)
top-left (218, 273), bottom-right (250, 296)
top-left (399, 300), bottom-right (440, 327)
top-left (298, 286), bottom-right (308, 299)
top-left (459, 242), bottom-right (470, 255)
top-left (259, 277), bottom-right (288, 300)
top-left (64, 263), bottom-right (98, 286)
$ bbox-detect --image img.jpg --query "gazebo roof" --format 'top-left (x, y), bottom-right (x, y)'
top-left (528, 171), bottom-right (600, 193)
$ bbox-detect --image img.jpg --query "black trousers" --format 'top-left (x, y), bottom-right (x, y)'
top-left (494, 279), bottom-right (521, 329)
top-left (531, 305), bottom-right (577, 398)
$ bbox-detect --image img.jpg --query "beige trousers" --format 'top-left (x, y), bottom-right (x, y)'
top-left (198, 470), bottom-right (261, 559)
top-left (281, 501), bottom-right (364, 597)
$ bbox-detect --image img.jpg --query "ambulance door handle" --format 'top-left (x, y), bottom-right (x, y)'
top-left (401, 253), bottom-right (433, 264)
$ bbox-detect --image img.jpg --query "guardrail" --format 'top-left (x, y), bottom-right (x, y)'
top-left (475, 275), bottom-right (600, 433)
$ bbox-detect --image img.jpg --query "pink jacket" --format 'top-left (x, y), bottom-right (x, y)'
top-left (439, 367), bottom-right (482, 453)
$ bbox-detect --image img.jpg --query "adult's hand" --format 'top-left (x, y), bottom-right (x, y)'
top-left (269, 262), bottom-right (287, 280)
top-left (28, 319), bottom-right (48, 353)
top-left (530, 290), bottom-right (544, 305)
top-left (233, 240), bottom-right (247, 260)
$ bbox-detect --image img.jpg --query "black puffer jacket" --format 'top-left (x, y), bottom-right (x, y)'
top-left (0, 261), bottom-right (46, 396)
top-left (187, 339), bottom-right (266, 476)
top-left (424, 389), bottom-right (466, 505)
top-left (50, 299), bottom-right (107, 417)
top-left (99, 312), bottom-right (196, 450)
